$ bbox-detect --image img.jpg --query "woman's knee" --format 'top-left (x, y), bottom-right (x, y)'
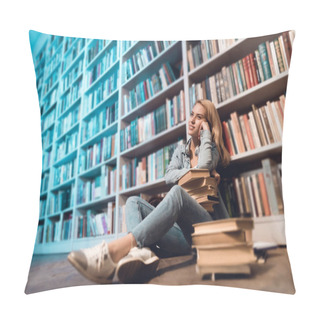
top-left (125, 196), bottom-right (140, 207)
top-left (170, 184), bottom-right (184, 195)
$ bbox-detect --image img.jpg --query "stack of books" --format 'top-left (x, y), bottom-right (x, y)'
top-left (192, 218), bottom-right (256, 279)
top-left (178, 169), bottom-right (219, 212)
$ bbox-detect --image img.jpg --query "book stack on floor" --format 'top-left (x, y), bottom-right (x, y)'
top-left (178, 169), bottom-right (219, 212)
top-left (192, 218), bottom-right (256, 279)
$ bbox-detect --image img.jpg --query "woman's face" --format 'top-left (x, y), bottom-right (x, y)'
top-left (188, 103), bottom-right (207, 138)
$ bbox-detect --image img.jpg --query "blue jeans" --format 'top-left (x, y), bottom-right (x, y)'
top-left (125, 185), bottom-right (216, 258)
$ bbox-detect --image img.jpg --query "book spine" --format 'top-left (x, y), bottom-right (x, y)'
top-left (258, 42), bottom-right (272, 81)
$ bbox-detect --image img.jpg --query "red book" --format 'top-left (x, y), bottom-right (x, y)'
top-left (242, 57), bottom-right (251, 89)
top-left (222, 121), bottom-right (234, 156)
top-left (243, 114), bottom-right (255, 149)
top-left (249, 53), bottom-right (258, 86)
top-left (258, 172), bottom-right (271, 216)
top-left (162, 64), bottom-right (172, 84)
top-left (246, 55), bottom-right (254, 88)
top-left (143, 81), bottom-right (149, 100)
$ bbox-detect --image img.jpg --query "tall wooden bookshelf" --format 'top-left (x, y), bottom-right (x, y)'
top-left (32, 31), bottom-right (293, 254)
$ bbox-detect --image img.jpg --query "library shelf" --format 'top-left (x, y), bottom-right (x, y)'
top-left (120, 121), bottom-right (186, 159)
top-left (32, 31), bottom-right (293, 253)
top-left (217, 71), bottom-right (288, 119)
top-left (121, 76), bottom-right (184, 123)
top-left (230, 141), bottom-right (282, 164)
top-left (121, 41), bottom-right (180, 89)
top-left (119, 178), bottom-right (168, 197)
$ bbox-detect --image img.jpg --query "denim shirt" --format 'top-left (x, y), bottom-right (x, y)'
top-left (164, 129), bottom-right (229, 219)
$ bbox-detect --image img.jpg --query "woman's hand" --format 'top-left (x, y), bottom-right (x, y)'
top-left (198, 121), bottom-right (211, 140)
top-left (211, 169), bottom-right (221, 185)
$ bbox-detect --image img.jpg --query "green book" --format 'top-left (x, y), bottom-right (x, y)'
top-left (258, 42), bottom-right (272, 81)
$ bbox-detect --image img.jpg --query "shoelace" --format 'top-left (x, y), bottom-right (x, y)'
top-left (92, 242), bottom-right (108, 271)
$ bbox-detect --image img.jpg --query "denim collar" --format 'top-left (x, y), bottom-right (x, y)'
top-left (185, 138), bottom-right (191, 156)
top-left (185, 138), bottom-right (199, 157)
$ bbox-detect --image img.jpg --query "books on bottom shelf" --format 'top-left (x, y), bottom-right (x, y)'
top-left (75, 202), bottom-right (116, 238)
top-left (77, 165), bottom-right (117, 205)
top-left (36, 225), bottom-right (44, 244)
top-left (221, 158), bottom-right (283, 218)
top-left (178, 169), bottom-right (219, 212)
top-left (46, 220), bottom-right (61, 243)
top-left (192, 218), bottom-right (256, 277)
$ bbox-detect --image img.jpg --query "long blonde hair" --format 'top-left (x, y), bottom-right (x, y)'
top-left (195, 99), bottom-right (230, 167)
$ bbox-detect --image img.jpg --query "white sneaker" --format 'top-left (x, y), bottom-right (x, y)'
top-left (68, 241), bottom-right (116, 284)
top-left (116, 247), bottom-right (160, 284)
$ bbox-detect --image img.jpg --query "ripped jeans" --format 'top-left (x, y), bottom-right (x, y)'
top-left (125, 185), bottom-right (216, 258)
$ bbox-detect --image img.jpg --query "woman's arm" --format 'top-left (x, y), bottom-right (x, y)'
top-left (164, 145), bottom-right (189, 185)
top-left (197, 129), bottom-right (219, 171)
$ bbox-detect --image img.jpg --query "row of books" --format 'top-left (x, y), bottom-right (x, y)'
top-left (56, 106), bottom-right (80, 138)
top-left (61, 214), bottom-right (73, 241)
top-left (59, 78), bottom-right (83, 116)
top-left (61, 38), bottom-right (86, 74)
top-left (189, 31), bottom-right (294, 106)
top-left (63, 37), bottom-right (77, 55)
top-left (55, 131), bottom-right (78, 163)
top-left (42, 150), bottom-right (51, 170)
top-left (42, 68), bottom-right (60, 98)
top-left (121, 40), bottom-right (137, 54)
top-left (42, 88), bottom-right (58, 115)
top-left (53, 158), bottom-right (76, 186)
top-left (84, 44), bottom-right (118, 88)
top-left (78, 133), bottom-right (117, 173)
top-left (187, 39), bottom-right (237, 71)
top-left (83, 70), bottom-right (119, 116)
top-left (120, 91), bottom-right (185, 152)
top-left (47, 36), bottom-right (64, 61)
top-left (80, 101), bottom-right (118, 143)
top-left (42, 129), bottom-right (54, 150)
top-left (39, 199), bottom-right (47, 218)
top-left (120, 139), bottom-right (185, 190)
top-left (41, 108), bottom-right (55, 133)
top-left (40, 173), bottom-right (50, 194)
top-left (46, 220), bottom-right (61, 243)
top-left (86, 39), bottom-right (111, 66)
top-left (122, 41), bottom-right (175, 83)
top-left (47, 184), bottom-right (75, 215)
top-left (37, 73), bottom-right (44, 93)
top-left (223, 95), bottom-right (285, 156)
top-left (77, 165), bottom-right (117, 204)
top-left (76, 203), bottom-right (116, 238)
top-left (222, 158), bottom-right (283, 218)
top-left (35, 44), bottom-right (46, 68)
top-left (192, 218), bottom-right (256, 278)
top-left (36, 225), bottom-right (44, 244)
top-left (122, 62), bottom-right (179, 114)
top-left (61, 58), bottom-right (84, 94)
top-left (43, 50), bottom-right (62, 81)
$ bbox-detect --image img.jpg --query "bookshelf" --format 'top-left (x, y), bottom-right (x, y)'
top-left (32, 31), bottom-right (292, 253)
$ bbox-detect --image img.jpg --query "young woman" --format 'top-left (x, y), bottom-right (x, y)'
top-left (68, 99), bottom-right (231, 284)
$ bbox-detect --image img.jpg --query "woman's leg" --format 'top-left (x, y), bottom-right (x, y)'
top-left (68, 185), bottom-right (214, 283)
top-left (125, 196), bottom-right (191, 257)
top-left (130, 185), bottom-right (213, 250)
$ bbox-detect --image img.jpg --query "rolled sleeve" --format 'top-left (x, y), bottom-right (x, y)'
top-left (197, 130), bottom-right (219, 171)
top-left (164, 146), bottom-right (189, 185)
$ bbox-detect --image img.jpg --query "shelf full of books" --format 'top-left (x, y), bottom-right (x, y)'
top-left (32, 30), bottom-right (293, 253)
